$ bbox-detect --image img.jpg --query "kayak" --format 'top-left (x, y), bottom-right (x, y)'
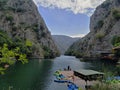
top-left (54, 79), bottom-right (71, 83)
top-left (59, 74), bottom-right (65, 79)
top-left (55, 73), bottom-right (66, 80)
top-left (67, 83), bottom-right (79, 90)
top-left (56, 76), bottom-right (61, 80)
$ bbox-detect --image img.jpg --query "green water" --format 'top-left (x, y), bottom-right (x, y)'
top-left (0, 55), bottom-right (118, 90)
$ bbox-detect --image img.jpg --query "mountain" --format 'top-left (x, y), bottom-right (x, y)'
top-left (52, 35), bottom-right (79, 54)
top-left (0, 0), bottom-right (59, 58)
top-left (66, 0), bottom-right (120, 58)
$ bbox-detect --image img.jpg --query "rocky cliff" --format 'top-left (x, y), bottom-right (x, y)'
top-left (66, 0), bottom-right (120, 57)
top-left (0, 0), bottom-right (59, 58)
top-left (52, 35), bottom-right (79, 54)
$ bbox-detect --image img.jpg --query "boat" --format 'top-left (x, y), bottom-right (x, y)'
top-left (54, 71), bottom-right (66, 80)
top-left (54, 79), bottom-right (71, 83)
top-left (107, 76), bottom-right (120, 80)
top-left (114, 76), bottom-right (120, 80)
top-left (67, 83), bottom-right (79, 90)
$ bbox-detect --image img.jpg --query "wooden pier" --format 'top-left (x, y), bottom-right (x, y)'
top-left (60, 70), bottom-right (103, 90)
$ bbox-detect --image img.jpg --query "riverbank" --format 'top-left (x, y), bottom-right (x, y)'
top-left (60, 71), bottom-right (98, 90)
top-left (59, 70), bottom-right (120, 90)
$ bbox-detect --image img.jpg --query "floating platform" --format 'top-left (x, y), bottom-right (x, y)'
top-left (60, 70), bottom-right (101, 90)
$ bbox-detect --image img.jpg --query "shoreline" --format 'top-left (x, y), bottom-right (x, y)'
top-left (60, 71), bottom-right (98, 90)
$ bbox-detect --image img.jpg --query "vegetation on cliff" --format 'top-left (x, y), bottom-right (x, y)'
top-left (0, 30), bottom-right (28, 74)
top-left (66, 0), bottom-right (120, 58)
top-left (0, 0), bottom-right (59, 59)
top-left (0, 0), bottom-right (60, 74)
top-left (111, 35), bottom-right (120, 57)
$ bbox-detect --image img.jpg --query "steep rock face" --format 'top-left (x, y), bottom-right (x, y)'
top-left (0, 0), bottom-right (59, 58)
top-left (66, 0), bottom-right (120, 57)
top-left (52, 35), bottom-right (79, 54)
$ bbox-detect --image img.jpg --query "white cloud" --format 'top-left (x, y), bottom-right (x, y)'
top-left (33, 0), bottom-right (105, 16)
top-left (70, 34), bottom-right (86, 38)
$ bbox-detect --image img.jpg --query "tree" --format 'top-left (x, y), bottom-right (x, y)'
top-left (111, 35), bottom-right (120, 47)
top-left (111, 36), bottom-right (120, 57)
top-left (0, 44), bottom-right (28, 74)
top-left (112, 9), bottom-right (120, 20)
top-left (95, 31), bottom-right (105, 41)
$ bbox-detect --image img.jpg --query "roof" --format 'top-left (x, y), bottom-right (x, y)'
top-left (74, 69), bottom-right (104, 76)
top-left (113, 46), bottom-right (120, 50)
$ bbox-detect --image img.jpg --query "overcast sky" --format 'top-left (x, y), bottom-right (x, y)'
top-left (33, 0), bottom-right (105, 37)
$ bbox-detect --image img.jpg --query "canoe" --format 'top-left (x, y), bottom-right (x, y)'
top-left (67, 83), bottom-right (79, 90)
top-left (55, 74), bottom-right (66, 80)
top-left (54, 79), bottom-right (71, 83)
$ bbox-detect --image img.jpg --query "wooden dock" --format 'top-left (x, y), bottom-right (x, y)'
top-left (60, 71), bottom-right (98, 90)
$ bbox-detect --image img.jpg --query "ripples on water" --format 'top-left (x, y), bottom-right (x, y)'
top-left (0, 55), bottom-right (118, 90)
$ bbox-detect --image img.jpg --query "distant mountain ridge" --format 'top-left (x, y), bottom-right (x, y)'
top-left (52, 35), bottom-right (79, 54)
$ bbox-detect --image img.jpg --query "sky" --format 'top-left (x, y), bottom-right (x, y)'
top-left (33, 0), bottom-right (105, 37)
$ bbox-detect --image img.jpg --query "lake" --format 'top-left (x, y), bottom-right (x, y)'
top-left (0, 55), bottom-right (118, 90)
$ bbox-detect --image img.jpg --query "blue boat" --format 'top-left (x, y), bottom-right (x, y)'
top-left (114, 76), bottom-right (120, 80)
top-left (54, 79), bottom-right (71, 83)
top-left (107, 76), bottom-right (120, 80)
top-left (55, 73), bottom-right (66, 80)
top-left (67, 83), bottom-right (79, 90)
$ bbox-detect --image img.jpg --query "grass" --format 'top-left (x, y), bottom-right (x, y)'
top-left (91, 83), bottom-right (120, 90)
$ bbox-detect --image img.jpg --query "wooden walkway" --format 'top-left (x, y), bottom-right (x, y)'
top-left (61, 71), bottom-right (98, 90)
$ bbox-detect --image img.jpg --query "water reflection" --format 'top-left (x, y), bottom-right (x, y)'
top-left (0, 59), bottom-right (53, 90)
top-left (0, 55), bottom-right (118, 90)
top-left (81, 58), bottom-right (119, 75)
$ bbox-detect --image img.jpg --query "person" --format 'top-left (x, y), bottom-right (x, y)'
top-left (64, 68), bottom-right (66, 71)
top-left (67, 65), bottom-right (71, 70)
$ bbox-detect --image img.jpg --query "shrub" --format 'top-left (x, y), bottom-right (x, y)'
top-left (0, 0), bottom-right (8, 10)
top-left (12, 25), bottom-right (17, 31)
top-left (16, 8), bottom-right (26, 13)
top-left (25, 39), bottom-right (32, 47)
top-left (12, 38), bottom-right (33, 56)
top-left (65, 50), bottom-right (83, 58)
top-left (5, 14), bottom-right (14, 22)
top-left (40, 25), bottom-right (44, 30)
top-left (96, 31), bottom-right (105, 41)
top-left (101, 2), bottom-right (111, 9)
top-left (91, 84), bottom-right (116, 90)
top-left (111, 35), bottom-right (120, 46)
top-left (42, 46), bottom-right (52, 59)
top-left (0, 44), bottom-right (28, 74)
top-left (98, 20), bottom-right (104, 28)
top-left (32, 24), bottom-right (39, 32)
top-left (94, 20), bottom-right (104, 29)
top-left (111, 35), bottom-right (120, 57)
top-left (65, 50), bottom-right (74, 56)
top-left (41, 32), bottom-right (46, 37)
top-left (75, 52), bottom-right (83, 58)
top-left (0, 30), bottom-right (12, 46)
top-left (8, 7), bottom-right (16, 11)
top-left (112, 9), bottom-right (120, 20)
top-left (117, 0), bottom-right (120, 4)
